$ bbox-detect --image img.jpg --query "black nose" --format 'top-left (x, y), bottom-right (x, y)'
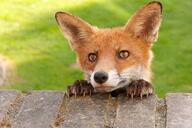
top-left (94, 71), bottom-right (108, 84)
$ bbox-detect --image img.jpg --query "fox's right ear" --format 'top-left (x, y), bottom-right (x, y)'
top-left (55, 12), bottom-right (94, 49)
top-left (124, 1), bottom-right (162, 44)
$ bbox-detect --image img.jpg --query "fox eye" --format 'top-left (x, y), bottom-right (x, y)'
top-left (88, 53), bottom-right (97, 62)
top-left (118, 50), bottom-right (129, 59)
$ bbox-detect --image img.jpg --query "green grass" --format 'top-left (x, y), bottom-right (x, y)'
top-left (0, 0), bottom-right (191, 97)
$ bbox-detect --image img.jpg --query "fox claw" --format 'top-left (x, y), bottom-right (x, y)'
top-left (131, 93), bottom-right (134, 100)
top-left (64, 91), bottom-right (69, 98)
top-left (89, 90), bottom-right (92, 96)
top-left (140, 93), bottom-right (143, 100)
top-left (126, 79), bottom-right (153, 99)
top-left (67, 80), bottom-right (94, 97)
top-left (83, 91), bottom-right (86, 97)
top-left (74, 92), bottom-right (77, 98)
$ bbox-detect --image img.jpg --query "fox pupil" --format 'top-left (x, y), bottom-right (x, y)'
top-left (118, 50), bottom-right (129, 59)
top-left (88, 53), bottom-right (97, 62)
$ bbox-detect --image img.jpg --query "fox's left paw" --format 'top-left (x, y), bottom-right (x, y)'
top-left (67, 80), bottom-right (94, 97)
top-left (126, 79), bottom-right (154, 99)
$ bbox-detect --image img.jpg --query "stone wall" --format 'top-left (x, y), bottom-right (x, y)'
top-left (0, 90), bottom-right (191, 128)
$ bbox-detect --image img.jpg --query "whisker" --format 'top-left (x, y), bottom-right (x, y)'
top-left (120, 72), bottom-right (140, 75)
top-left (110, 77), bottom-right (121, 79)
top-left (120, 75), bottom-right (140, 77)
top-left (120, 75), bottom-right (138, 77)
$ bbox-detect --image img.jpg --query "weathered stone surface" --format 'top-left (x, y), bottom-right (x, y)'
top-left (166, 93), bottom-right (192, 128)
top-left (1, 90), bottom-right (192, 128)
top-left (0, 90), bottom-right (17, 121)
top-left (114, 95), bottom-right (156, 128)
top-left (155, 99), bottom-right (166, 128)
top-left (62, 93), bottom-right (114, 128)
top-left (12, 91), bottom-right (64, 128)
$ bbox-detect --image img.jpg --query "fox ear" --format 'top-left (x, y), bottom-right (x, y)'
top-left (55, 12), bottom-right (94, 48)
top-left (125, 1), bottom-right (162, 44)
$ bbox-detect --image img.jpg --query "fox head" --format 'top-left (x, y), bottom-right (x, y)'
top-left (55, 1), bottom-right (162, 92)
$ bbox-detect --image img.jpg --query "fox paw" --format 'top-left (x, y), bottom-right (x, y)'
top-left (67, 80), bottom-right (94, 97)
top-left (126, 79), bottom-right (154, 99)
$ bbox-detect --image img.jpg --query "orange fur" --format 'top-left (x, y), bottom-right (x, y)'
top-left (75, 28), bottom-right (151, 72)
top-left (55, 1), bottom-right (162, 90)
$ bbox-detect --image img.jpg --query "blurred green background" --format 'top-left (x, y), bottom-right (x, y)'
top-left (0, 0), bottom-right (191, 97)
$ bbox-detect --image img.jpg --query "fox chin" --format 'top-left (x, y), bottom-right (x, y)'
top-left (55, 1), bottom-right (162, 97)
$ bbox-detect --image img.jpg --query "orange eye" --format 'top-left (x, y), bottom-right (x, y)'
top-left (88, 53), bottom-right (97, 62)
top-left (118, 50), bottom-right (129, 59)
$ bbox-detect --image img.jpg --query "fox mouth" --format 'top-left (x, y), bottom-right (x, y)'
top-left (94, 86), bottom-right (115, 92)
top-left (94, 80), bottom-right (130, 92)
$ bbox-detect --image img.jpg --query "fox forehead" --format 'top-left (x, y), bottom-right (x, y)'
top-left (75, 28), bottom-right (152, 72)
top-left (76, 28), bottom-right (150, 54)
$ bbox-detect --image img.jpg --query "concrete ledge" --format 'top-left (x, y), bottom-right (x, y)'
top-left (0, 91), bottom-right (191, 128)
top-left (166, 93), bottom-right (192, 128)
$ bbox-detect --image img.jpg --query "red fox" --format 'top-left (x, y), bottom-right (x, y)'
top-left (55, 1), bottom-right (162, 98)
